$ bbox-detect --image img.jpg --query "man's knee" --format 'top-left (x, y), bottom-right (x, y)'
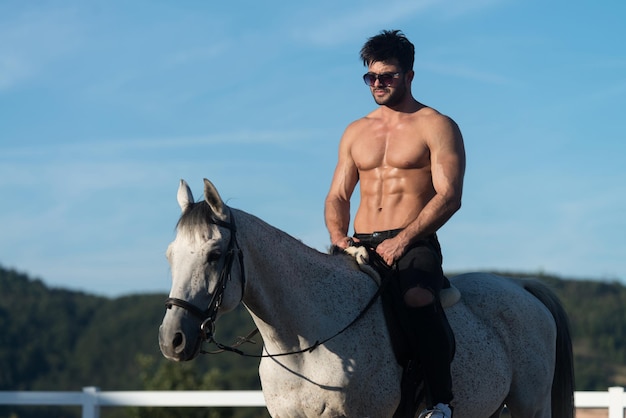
top-left (403, 286), bottom-right (434, 307)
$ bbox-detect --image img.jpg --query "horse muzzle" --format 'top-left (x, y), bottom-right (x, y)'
top-left (158, 314), bottom-right (203, 361)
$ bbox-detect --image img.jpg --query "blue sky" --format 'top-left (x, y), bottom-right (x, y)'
top-left (1, 0), bottom-right (625, 296)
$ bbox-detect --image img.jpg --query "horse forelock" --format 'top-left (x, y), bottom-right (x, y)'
top-left (176, 201), bottom-right (215, 238)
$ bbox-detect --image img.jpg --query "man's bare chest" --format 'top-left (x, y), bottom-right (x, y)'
top-left (352, 135), bottom-right (430, 171)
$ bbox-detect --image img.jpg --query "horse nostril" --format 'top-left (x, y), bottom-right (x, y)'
top-left (173, 332), bottom-right (185, 353)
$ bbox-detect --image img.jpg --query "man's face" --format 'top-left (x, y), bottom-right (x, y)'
top-left (366, 60), bottom-right (407, 107)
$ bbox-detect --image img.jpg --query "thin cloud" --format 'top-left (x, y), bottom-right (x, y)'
top-left (437, 0), bottom-right (510, 20)
top-left (0, 56), bottom-right (29, 91)
top-left (0, 6), bottom-right (83, 90)
top-left (164, 43), bottom-right (231, 68)
top-left (417, 61), bottom-right (513, 85)
top-left (0, 130), bottom-right (320, 163)
top-left (293, 0), bottom-right (438, 46)
top-left (292, 0), bottom-right (506, 47)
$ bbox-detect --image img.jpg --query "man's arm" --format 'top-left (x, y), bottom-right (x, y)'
top-left (325, 126), bottom-right (360, 249)
top-left (412, 115), bottom-right (465, 237)
top-left (377, 115), bottom-right (465, 264)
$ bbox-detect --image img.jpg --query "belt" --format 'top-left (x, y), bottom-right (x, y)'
top-left (353, 229), bottom-right (404, 247)
top-left (355, 229), bottom-right (403, 240)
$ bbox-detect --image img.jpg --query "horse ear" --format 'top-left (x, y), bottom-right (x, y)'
top-left (177, 179), bottom-right (195, 213)
top-left (203, 178), bottom-right (227, 220)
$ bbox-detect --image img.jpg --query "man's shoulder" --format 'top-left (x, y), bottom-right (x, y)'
top-left (344, 114), bottom-right (377, 135)
top-left (414, 106), bottom-right (460, 133)
top-left (414, 105), bottom-right (449, 122)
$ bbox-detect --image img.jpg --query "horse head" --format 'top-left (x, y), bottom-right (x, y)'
top-left (159, 179), bottom-right (245, 361)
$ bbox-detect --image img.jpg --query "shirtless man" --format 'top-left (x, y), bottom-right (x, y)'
top-left (324, 30), bottom-right (465, 418)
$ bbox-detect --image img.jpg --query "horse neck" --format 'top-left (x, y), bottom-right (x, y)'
top-left (233, 209), bottom-right (374, 346)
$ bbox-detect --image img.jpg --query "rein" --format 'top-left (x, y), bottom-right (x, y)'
top-left (165, 208), bottom-right (385, 359)
top-left (205, 281), bottom-right (385, 358)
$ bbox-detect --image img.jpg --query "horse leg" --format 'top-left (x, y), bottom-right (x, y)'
top-left (504, 359), bottom-right (552, 417)
top-left (505, 382), bottom-right (548, 418)
top-left (488, 404), bottom-right (504, 418)
top-left (506, 396), bottom-right (551, 418)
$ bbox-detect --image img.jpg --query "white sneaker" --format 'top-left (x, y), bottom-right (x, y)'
top-left (418, 403), bottom-right (452, 418)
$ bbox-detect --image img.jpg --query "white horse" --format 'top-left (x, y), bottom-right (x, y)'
top-left (159, 179), bottom-right (575, 418)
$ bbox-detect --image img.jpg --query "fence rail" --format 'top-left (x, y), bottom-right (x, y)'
top-left (1, 387), bottom-right (624, 418)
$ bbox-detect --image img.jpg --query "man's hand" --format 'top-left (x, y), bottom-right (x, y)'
top-left (333, 236), bottom-right (357, 250)
top-left (376, 235), bottom-right (408, 266)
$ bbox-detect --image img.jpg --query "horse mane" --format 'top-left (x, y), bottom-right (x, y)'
top-left (176, 201), bottom-right (309, 250)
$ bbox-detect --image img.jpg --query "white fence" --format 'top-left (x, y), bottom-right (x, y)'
top-left (0, 387), bottom-right (624, 417)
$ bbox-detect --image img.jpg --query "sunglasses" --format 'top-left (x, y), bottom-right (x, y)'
top-left (362, 72), bottom-right (402, 87)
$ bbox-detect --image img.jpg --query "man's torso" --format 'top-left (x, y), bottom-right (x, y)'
top-left (350, 106), bottom-right (438, 233)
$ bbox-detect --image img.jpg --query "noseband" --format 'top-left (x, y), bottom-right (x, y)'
top-left (164, 208), bottom-right (245, 342)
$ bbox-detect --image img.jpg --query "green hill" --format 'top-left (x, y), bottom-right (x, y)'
top-left (1, 265), bottom-right (625, 417)
top-left (0, 266), bottom-right (264, 418)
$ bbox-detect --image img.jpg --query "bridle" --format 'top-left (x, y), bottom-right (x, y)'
top-left (164, 208), bottom-right (245, 343)
top-left (164, 207), bottom-right (385, 358)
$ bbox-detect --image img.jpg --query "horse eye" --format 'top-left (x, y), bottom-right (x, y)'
top-left (207, 251), bottom-right (222, 264)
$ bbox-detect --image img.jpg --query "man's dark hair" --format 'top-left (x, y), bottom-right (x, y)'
top-left (360, 30), bottom-right (415, 72)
